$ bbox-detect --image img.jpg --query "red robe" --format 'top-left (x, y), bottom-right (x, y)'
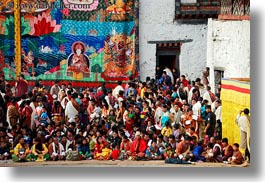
top-left (120, 140), bottom-right (131, 152)
top-left (17, 79), bottom-right (28, 97)
top-left (130, 138), bottom-right (147, 156)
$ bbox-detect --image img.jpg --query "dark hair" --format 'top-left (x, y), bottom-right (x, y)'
top-left (157, 134), bottom-right (163, 139)
top-left (233, 143), bottom-right (239, 148)
top-left (221, 138), bottom-right (228, 144)
top-left (184, 135), bottom-right (192, 141)
top-left (243, 108), bottom-right (250, 115)
top-left (173, 124), bottom-right (180, 130)
top-left (168, 135), bottom-right (175, 140)
top-left (206, 105), bottom-right (212, 110)
top-left (96, 136), bottom-right (102, 144)
top-left (207, 142), bottom-right (213, 149)
top-left (35, 137), bottom-right (43, 151)
top-left (197, 140), bottom-right (203, 146)
top-left (181, 75), bottom-right (185, 79)
top-left (195, 78), bottom-right (201, 82)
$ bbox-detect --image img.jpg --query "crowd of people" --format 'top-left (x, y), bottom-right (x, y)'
top-left (0, 67), bottom-right (249, 165)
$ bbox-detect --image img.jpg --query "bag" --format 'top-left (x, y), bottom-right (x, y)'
top-left (66, 150), bottom-right (80, 161)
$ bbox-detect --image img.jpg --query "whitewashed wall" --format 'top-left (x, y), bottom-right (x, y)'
top-left (207, 18), bottom-right (250, 89)
top-left (139, 0), bottom-right (208, 81)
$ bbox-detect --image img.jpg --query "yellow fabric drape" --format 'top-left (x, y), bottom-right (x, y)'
top-left (221, 79), bottom-right (250, 152)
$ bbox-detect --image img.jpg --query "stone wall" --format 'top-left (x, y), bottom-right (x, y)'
top-left (139, 0), bottom-right (208, 81)
top-left (206, 18), bottom-right (250, 89)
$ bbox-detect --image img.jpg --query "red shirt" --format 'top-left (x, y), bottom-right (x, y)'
top-left (182, 79), bottom-right (188, 87)
top-left (112, 149), bottom-right (120, 160)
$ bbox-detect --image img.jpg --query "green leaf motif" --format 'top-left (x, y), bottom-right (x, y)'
top-left (2, 16), bottom-right (31, 38)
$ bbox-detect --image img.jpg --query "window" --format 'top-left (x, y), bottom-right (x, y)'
top-left (175, 0), bottom-right (220, 19)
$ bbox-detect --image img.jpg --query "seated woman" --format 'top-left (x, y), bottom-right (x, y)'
top-left (119, 135), bottom-right (131, 160)
top-left (145, 140), bottom-right (163, 160)
top-left (30, 137), bottom-right (50, 161)
top-left (101, 143), bottom-right (112, 160)
top-left (12, 137), bottom-right (31, 162)
top-left (94, 136), bottom-right (107, 160)
top-left (52, 101), bottom-right (64, 127)
top-left (78, 138), bottom-right (92, 160)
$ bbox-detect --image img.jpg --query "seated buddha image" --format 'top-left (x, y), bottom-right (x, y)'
top-left (67, 41), bottom-right (90, 74)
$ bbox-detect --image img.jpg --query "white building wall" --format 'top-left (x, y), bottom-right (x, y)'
top-left (139, 0), bottom-right (208, 81)
top-left (207, 18), bottom-right (250, 88)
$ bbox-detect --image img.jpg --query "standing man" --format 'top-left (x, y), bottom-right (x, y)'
top-left (112, 81), bottom-right (124, 99)
top-left (50, 80), bottom-right (60, 98)
top-left (235, 108), bottom-right (250, 162)
top-left (16, 74), bottom-right (28, 97)
top-left (214, 100), bottom-right (222, 138)
top-left (204, 105), bottom-right (216, 138)
top-left (158, 71), bottom-right (172, 87)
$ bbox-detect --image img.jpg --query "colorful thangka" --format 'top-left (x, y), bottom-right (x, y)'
top-left (0, 0), bottom-right (139, 83)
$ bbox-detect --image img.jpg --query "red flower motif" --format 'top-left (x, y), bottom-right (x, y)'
top-left (29, 12), bottom-right (61, 36)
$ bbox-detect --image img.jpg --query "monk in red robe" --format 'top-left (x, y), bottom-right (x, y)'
top-left (130, 131), bottom-right (147, 160)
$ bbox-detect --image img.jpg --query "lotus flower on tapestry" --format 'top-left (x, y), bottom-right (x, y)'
top-left (29, 11), bottom-right (61, 36)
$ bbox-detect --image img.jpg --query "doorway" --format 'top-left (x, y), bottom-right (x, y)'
top-left (156, 43), bottom-right (181, 78)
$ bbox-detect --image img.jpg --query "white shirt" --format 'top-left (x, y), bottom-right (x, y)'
top-left (215, 106), bottom-right (222, 122)
top-left (112, 85), bottom-right (124, 99)
top-left (203, 91), bottom-right (212, 105)
top-left (236, 114), bottom-right (250, 133)
top-left (192, 101), bottom-right (201, 117)
top-left (188, 87), bottom-right (195, 104)
top-left (155, 107), bottom-right (163, 124)
top-left (170, 108), bottom-right (182, 124)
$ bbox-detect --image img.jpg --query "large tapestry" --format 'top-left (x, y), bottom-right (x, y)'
top-left (0, 0), bottom-right (139, 83)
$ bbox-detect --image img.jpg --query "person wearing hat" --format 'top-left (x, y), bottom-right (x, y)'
top-left (129, 131), bottom-right (147, 160)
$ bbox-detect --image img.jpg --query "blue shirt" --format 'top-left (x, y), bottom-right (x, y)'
top-left (161, 111), bottom-right (170, 128)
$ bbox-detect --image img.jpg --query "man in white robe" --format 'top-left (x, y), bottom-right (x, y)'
top-left (235, 108), bottom-right (250, 161)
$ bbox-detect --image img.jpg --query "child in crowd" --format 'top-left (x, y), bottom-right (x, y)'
top-left (228, 143), bottom-right (244, 165)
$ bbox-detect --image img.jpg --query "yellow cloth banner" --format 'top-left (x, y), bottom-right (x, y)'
top-left (221, 79), bottom-right (250, 148)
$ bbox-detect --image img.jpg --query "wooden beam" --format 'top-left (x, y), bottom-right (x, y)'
top-left (218, 14), bottom-right (250, 20)
top-left (14, 0), bottom-right (21, 78)
top-left (148, 39), bottom-right (193, 44)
